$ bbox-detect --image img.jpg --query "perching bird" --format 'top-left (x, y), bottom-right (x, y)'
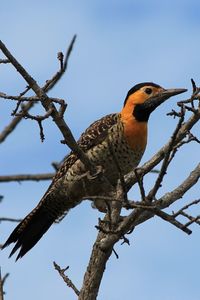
top-left (2, 82), bottom-right (187, 260)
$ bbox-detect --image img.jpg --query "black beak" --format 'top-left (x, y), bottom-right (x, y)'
top-left (145, 88), bottom-right (187, 111)
top-left (133, 88), bottom-right (187, 122)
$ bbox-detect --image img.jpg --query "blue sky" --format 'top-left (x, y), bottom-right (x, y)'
top-left (0, 1), bottom-right (200, 299)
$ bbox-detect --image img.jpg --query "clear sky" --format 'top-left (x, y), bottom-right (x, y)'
top-left (0, 1), bottom-right (200, 299)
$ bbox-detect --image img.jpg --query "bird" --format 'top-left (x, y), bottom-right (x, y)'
top-left (2, 82), bottom-right (187, 260)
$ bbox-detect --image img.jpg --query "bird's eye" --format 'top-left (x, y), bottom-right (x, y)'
top-left (145, 88), bottom-right (152, 95)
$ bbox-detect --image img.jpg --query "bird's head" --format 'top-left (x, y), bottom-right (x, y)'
top-left (122, 82), bottom-right (187, 122)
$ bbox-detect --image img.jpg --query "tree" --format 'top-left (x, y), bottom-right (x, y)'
top-left (0, 37), bottom-right (199, 300)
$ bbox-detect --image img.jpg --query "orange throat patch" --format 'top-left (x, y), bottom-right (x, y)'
top-left (120, 108), bottom-right (147, 152)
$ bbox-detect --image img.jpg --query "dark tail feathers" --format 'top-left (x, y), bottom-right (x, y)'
top-left (2, 206), bottom-right (54, 260)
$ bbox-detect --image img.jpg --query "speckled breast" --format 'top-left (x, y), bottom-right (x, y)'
top-left (50, 119), bottom-right (146, 210)
top-left (86, 121), bottom-right (145, 184)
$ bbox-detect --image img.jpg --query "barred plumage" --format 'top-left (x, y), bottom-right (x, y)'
top-left (2, 83), bottom-right (187, 259)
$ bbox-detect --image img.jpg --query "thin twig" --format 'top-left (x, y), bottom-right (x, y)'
top-left (44, 35), bottom-right (76, 92)
top-left (173, 199), bottom-right (200, 217)
top-left (1, 274), bottom-right (9, 288)
top-left (53, 262), bottom-right (80, 296)
top-left (191, 78), bottom-right (197, 93)
top-left (0, 217), bottom-right (21, 223)
top-left (107, 139), bottom-right (128, 202)
top-left (0, 269), bottom-right (3, 300)
top-left (112, 247), bottom-right (119, 259)
top-left (182, 213), bottom-right (200, 228)
top-left (0, 58), bottom-right (9, 64)
top-left (0, 173), bottom-right (54, 182)
top-left (154, 209), bottom-right (192, 235)
top-left (0, 268), bottom-right (8, 300)
top-left (134, 168), bottom-right (146, 201)
top-left (57, 52), bottom-right (64, 70)
top-left (147, 107), bottom-right (185, 201)
top-left (15, 106), bottom-right (54, 141)
top-left (157, 163), bottom-right (200, 209)
top-left (0, 92), bottom-right (66, 105)
top-left (0, 101), bottom-right (35, 143)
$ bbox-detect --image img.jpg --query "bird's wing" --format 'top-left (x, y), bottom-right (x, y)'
top-left (53, 113), bottom-right (119, 182)
top-left (1, 113), bottom-right (119, 259)
top-left (77, 113), bottom-right (118, 150)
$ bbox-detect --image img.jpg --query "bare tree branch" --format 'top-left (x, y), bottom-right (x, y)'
top-left (153, 209), bottom-right (192, 234)
top-left (124, 163), bottom-right (200, 233)
top-left (0, 92), bottom-right (66, 105)
top-left (44, 35), bottom-right (76, 91)
top-left (0, 268), bottom-right (9, 300)
top-left (0, 40), bottom-right (199, 300)
top-left (134, 168), bottom-right (146, 201)
top-left (182, 213), bottom-right (200, 228)
top-left (77, 162), bottom-right (200, 300)
top-left (78, 184), bottom-right (124, 300)
top-left (0, 173), bottom-right (54, 182)
top-left (0, 36), bottom-right (76, 144)
top-left (0, 101), bottom-right (35, 144)
top-left (78, 218), bottom-right (113, 300)
top-left (0, 269), bottom-right (4, 300)
top-left (0, 38), bottom-right (99, 177)
top-left (0, 59), bottom-right (9, 64)
top-left (0, 217), bottom-right (21, 223)
top-left (53, 262), bottom-right (80, 296)
top-left (147, 106), bottom-right (185, 201)
top-left (157, 163), bottom-right (200, 208)
top-left (173, 199), bottom-right (200, 217)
